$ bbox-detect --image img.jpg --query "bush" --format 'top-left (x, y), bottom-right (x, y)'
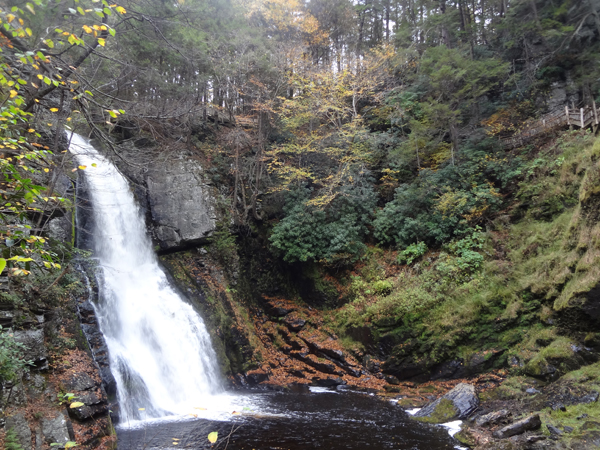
top-left (397, 242), bottom-right (428, 265)
top-left (270, 183), bottom-right (377, 263)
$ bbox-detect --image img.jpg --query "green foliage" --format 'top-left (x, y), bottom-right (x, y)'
top-left (270, 183), bottom-right (376, 264)
top-left (397, 242), bottom-right (427, 265)
top-left (435, 227), bottom-right (486, 281)
top-left (4, 428), bottom-right (24, 450)
top-left (0, 326), bottom-right (30, 384)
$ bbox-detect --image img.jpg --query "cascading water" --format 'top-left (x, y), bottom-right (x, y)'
top-left (69, 134), bottom-right (225, 424)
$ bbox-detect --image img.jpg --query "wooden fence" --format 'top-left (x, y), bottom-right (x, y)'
top-left (500, 102), bottom-right (600, 150)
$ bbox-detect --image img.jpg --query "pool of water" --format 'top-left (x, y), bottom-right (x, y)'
top-left (116, 387), bottom-right (460, 450)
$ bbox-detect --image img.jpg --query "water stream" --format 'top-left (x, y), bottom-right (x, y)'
top-left (70, 134), bottom-right (226, 423)
top-left (70, 134), bottom-right (459, 449)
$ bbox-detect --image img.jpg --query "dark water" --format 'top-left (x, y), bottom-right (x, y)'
top-left (116, 388), bottom-right (460, 450)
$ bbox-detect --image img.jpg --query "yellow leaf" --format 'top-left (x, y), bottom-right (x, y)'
top-left (97, 38), bottom-right (106, 47)
top-left (6, 14), bottom-right (15, 23)
top-left (207, 432), bottom-right (218, 444)
top-left (43, 168), bottom-right (49, 173)
top-left (9, 90), bottom-right (18, 98)
top-left (138, 408), bottom-right (145, 411)
top-left (70, 401), bottom-right (85, 408)
top-left (27, 129), bottom-right (35, 133)
top-left (82, 25), bottom-right (93, 34)
top-left (50, 108), bottom-right (59, 112)
top-left (78, 165), bottom-right (87, 170)
top-left (37, 74), bottom-right (43, 80)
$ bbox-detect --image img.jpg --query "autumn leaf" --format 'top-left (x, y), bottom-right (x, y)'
top-left (207, 432), bottom-right (218, 444)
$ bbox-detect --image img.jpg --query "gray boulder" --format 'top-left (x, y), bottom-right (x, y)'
top-left (492, 414), bottom-right (542, 439)
top-left (413, 383), bottom-right (479, 422)
top-left (41, 413), bottom-right (70, 446)
top-left (476, 409), bottom-right (511, 427)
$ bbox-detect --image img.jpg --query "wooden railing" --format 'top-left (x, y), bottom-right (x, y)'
top-left (500, 103), bottom-right (600, 150)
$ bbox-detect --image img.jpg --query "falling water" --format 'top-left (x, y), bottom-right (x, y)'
top-left (69, 134), bottom-right (224, 424)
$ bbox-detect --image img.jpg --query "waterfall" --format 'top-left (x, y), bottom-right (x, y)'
top-left (69, 134), bottom-right (224, 424)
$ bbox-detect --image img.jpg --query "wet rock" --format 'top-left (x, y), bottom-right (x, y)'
top-left (547, 424), bottom-right (563, 436)
top-left (475, 409), bottom-right (511, 427)
top-left (564, 426), bottom-right (574, 433)
top-left (413, 383), bottom-right (478, 421)
top-left (283, 315), bottom-right (306, 332)
top-left (526, 387), bottom-right (541, 394)
top-left (69, 402), bottom-right (109, 421)
top-left (5, 413), bottom-right (32, 450)
top-left (41, 414), bottom-right (71, 447)
top-left (312, 376), bottom-right (346, 387)
top-left (295, 353), bottom-right (341, 375)
top-left (13, 328), bottom-right (48, 369)
top-left (430, 359), bottom-right (463, 380)
top-left (527, 435), bottom-right (546, 443)
top-left (245, 368), bottom-right (269, 386)
top-left (381, 356), bottom-right (429, 381)
top-left (492, 414), bottom-right (541, 439)
top-left (385, 375), bottom-right (400, 385)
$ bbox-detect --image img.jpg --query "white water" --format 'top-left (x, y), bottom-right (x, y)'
top-left (69, 134), bottom-right (229, 424)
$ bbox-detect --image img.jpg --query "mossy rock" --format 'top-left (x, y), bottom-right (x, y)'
top-left (454, 426), bottom-right (476, 447)
top-left (523, 339), bottom-right (584, 380)
top-left (413, 398), bottom-right (458, 423)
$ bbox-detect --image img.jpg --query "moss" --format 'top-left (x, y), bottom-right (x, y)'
top-left (454, 426), bottom-right (476, 447)
top-left (413, 398), bottom-right (457, 423)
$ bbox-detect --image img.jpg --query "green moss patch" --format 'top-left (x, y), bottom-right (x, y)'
top-left (413, 398), bottom-right (458, 424)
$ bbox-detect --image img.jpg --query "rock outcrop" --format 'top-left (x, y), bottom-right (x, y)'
top-left (492, 414), bottom-right (542, 439)
top-left (413, 383), bottom-right (479, 422)
top-left (146, 158), bottom-right (217, 250)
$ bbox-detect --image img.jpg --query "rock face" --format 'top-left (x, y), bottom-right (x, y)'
top-left (413, 383), bottom-right (479, 422)
top-left (492, 414), bottom-right (542, 439)
top-left (13, 328), bottom-right (48, 370)
top-left (146, 159), bottom-right (217, 250)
